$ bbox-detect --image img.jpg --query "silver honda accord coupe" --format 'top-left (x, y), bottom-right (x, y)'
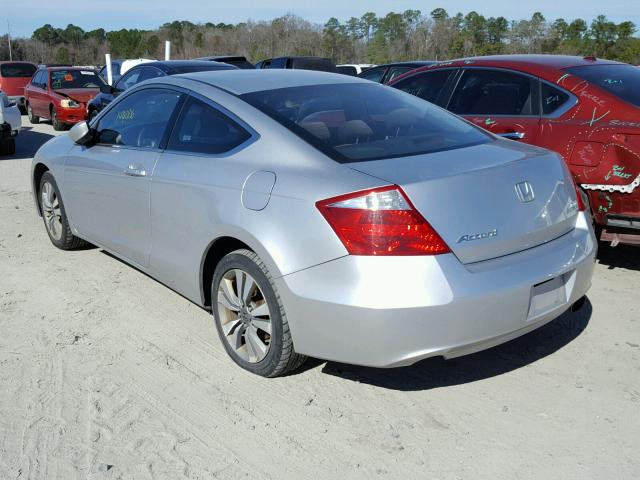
top-left (31, 70), bottom-right (596, 377)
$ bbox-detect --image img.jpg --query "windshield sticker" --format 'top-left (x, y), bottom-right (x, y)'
top-left (116, 108), bottom-right (135, 121)
top-left (546, 95), bottom-right (560, 105)
top-left (81, 71), bottom-right (95, 75)
top-left (484, 118), bottom-right (496, 126)
top-left (557, 73), bottom-right (571, 84)
top-left (603, 78), bottom-right (622, 85)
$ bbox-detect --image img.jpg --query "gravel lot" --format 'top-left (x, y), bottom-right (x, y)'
top-left (1, 119), bottom-right (639, 480)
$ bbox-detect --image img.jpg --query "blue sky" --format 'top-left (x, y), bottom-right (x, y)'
top-left (3, 0), bottom-right (638, 37)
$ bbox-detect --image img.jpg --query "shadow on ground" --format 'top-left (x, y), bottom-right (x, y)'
top-left (597, 242), bottom-right (640, 271)
top-left (319, 299), bottom-right (592, 391)
top-left (0, 126), bottom-right (55, 160)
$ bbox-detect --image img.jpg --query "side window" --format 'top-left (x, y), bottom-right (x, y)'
top-left (96, 88), bottom-right (182, 148)
top-left (449, 69), bottom-right (536, 116)
top-left (33, 70), bottom-right (45, 86)
top-left (139, 67), bottom-right (164, 82)
top-left (541, 82), bottom-right (571, 115)
top-left (358, 67), bottom-right (387, 83)
top-left (393, 69), bottom-right (454, 105)
top-left (386, 67), bottom-right (412, 82)
top-left (115, 69), bottom-right (142, 91)
top-left (270, 58), bottom-right (287, 69)
top-left (167, 96), bottom-right (251, 154)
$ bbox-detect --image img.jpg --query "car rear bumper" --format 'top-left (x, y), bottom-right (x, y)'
top-left (7, 95), bottom-right (25, 106)
top-left (276, 212), bottom-right (596, 368)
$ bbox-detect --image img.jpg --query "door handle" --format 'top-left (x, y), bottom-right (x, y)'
top-left (496, 132), bottom-right (525, 140)
top-left (124, 164), bottom-right (146, 177)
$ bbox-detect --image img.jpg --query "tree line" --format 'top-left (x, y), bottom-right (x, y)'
top-left (1, 9), bottom-right (638, 66)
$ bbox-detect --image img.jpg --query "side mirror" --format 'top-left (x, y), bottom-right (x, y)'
top-left (69, 121), bottom-right (94, 145)
top-left (100, 84), bottom-right (115, 95)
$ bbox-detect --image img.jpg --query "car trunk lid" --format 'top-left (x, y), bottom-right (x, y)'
top-left (0, 76), bottom-right (31, 97)
top-left (348, 141), bottom-right (579, 264)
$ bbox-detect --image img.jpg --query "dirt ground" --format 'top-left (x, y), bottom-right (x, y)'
top-left (1, 120), bottom-right (639, 480)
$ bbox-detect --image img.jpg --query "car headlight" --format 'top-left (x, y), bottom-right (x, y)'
top-left (60, 99), bottom-right (80, 108)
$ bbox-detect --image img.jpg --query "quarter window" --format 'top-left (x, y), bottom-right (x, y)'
top-left (449, 69), bottom-right (536, 116)
top-left (116, 69), bottom-right (143, 91)
top-left (392, 69), bottom-right (454, 105)
top-left (541, 82), bottom-right (570, 115)
top-left (167, 97), bottom-right (251, 154)
top-left (386, 67), bottom-right (412, 82)
top-left (96, 88), bottom-right (182, 148)
top-left (358, 67), bottom-right (387, 83)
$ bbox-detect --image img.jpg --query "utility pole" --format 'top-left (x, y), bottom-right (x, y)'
top-left (7, 20), bottom-right (12, 61)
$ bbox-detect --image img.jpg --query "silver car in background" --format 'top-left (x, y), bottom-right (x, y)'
top-left (31, 70), bottom-right (596, 377)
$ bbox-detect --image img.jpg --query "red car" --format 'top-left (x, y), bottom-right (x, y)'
top-left (0, 61), bottom-right (37, 111)
top-left (390, 55), bottom-right (640, 246)
top-left (25, 67), bottom-right (105, 130)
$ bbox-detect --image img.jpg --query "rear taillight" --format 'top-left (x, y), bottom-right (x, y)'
top-left (316, 185), bottom-right (450, 256)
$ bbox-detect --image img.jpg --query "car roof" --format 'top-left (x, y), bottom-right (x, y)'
top-left (195, 55), bottom-right (248, 61)
top-left (389, 54), bottom-right (627, 85)
top-left (44, 66), bottom-right (97, 71)
top-left (378, 61), bottom-right (436, 68)
top-left (131, 60), bottom-right (237, 73)
top-left (168, 69), bottom-right (366, 95)
top-left (453, 54), bottom-right (621, 69)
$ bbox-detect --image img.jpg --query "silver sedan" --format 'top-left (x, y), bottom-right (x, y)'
top-left (31, 70), bottom-right (596, 377)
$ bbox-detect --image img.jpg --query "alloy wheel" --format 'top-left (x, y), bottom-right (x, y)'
top-left (216, 269), bottom-right (272, 363)
top-left (41, 181), bottom-right (63, 241)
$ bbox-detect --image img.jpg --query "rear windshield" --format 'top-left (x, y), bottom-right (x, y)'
top-left (1, 63), bottom-right (37, 78)
top-left (337, 66), bottom-right (358, 76)
top-left (290, 59), bottom-right (336, 72)
top-left (51, 70), bottom-right (105, 90)
top-left (224, 59), bottom-right (254, 70)
top-left (566, 64), bottom-right (640, 108)
top-left (241, 83), bottom-right (491, 163)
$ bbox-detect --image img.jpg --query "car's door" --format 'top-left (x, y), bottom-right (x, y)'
top-left (446, 68), bottom-right (541, 143)
top-left (63, 87), bottom-right (183, 268)
top-left (28, 71), bottom-right (47, 116)
top-left (148, 94), bottom-right (254, 295)
top-left (391, 68), bottom-right (458, 107)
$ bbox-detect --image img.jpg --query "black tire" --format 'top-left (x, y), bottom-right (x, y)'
top-left (27, 102), bottom-right (39, 124)
top-left (19, 105), bottom-right (27, 115)
top-left (51, 108), bottom-right (66, 131)
top-left (0, 137), bottom-right (16, 155)
top-left (211, 249), bottom-right (306, 377)
top-left (38, 172), bottom-right (87, 250)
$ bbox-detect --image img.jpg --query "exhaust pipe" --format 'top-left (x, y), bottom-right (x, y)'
top-left (571, 296), bottom-right (586, 312)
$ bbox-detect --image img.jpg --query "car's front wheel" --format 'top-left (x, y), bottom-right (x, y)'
top-left (211, 249), bottom-right (306, 377)
top-left (39, 172), bottom-right (86, 250)
top-left (27, 103), bottom-right (39, 124)
top-left (51, 109), bottom-right (66, 131)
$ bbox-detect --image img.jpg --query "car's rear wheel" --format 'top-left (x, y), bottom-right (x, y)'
top-left (27, 103), bottom-right (39, 124)
top-left (51, 108), bottom-right (66, 131)
top-left (39, 172), bottom-right (86, 250)
top-left (211, 249), bottom-right (306, 377)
